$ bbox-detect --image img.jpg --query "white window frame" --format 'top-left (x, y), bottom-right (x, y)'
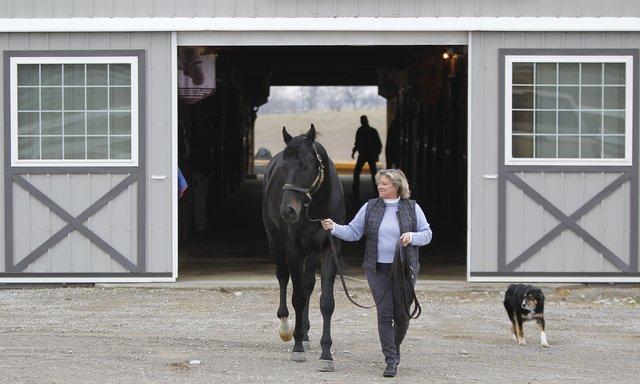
top-left (10, 56), bottom-right (139, 167)
top-left (505, 55), bottom-right (633, 166)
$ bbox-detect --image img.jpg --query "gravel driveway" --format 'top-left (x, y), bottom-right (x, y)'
top-left (0, 282), bottom-right (639, 383)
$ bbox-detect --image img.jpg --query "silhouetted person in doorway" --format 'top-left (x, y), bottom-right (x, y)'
top-left (351, 115), bottom-right (382, 198)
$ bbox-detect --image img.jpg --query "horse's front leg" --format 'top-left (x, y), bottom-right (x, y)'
top-left (275, 258), bottom-right (292, 341)
top-left (318, 250), bottom-right (337, 372)
top-left (288, 253), bottom-right (308, 362)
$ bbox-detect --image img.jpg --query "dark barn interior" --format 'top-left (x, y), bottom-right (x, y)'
top-left (177, 45), bottom-right (467, 279)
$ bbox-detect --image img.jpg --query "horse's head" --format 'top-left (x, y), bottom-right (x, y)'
top-left (177, 47), bottom-right (204, 85)
top-left (280, 124), bottom-right (323, 224)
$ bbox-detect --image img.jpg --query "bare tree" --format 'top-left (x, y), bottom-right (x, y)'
top-left (342, 87), bottom-right (361, 109)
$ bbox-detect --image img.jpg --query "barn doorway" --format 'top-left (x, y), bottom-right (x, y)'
top-left (176, 45), bottom-right (467, 280)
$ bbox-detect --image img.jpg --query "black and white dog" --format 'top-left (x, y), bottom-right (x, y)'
top-left (503, 284), bottom-right (548, 347)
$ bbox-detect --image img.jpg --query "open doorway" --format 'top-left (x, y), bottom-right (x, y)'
top-left (176, 45), bottom-right (467, 279)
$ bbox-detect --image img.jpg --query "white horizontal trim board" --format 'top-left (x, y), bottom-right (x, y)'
top-left (5, 17), bottom-right (640, 33)
top-left (469, 276), bottom-right (640, 283)
top-left (0, 277), bottom-right (176, 283)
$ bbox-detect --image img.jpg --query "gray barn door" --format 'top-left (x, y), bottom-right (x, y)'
top-left (1, 49), bottom-right (169, 281)
top-left (495, 50), bottom-right (639, 279)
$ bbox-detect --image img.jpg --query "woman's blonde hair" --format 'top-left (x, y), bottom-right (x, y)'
top-left (375, 169), bottom-right (411, 199)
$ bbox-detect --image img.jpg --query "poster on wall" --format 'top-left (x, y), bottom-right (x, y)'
top-left (177, 47), bottom-right (216, 105)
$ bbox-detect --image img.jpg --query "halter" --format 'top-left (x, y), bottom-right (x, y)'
top-left (281, 143), bottom-right (325, 205)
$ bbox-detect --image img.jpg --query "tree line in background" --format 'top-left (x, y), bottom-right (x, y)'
top-left (258, 86), bottom-right (385, 115)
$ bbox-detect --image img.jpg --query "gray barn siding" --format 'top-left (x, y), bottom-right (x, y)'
top-left (470, 31), bottom-right (639, 273)
top-left (0, 32), bottom-right (173, 274)
top-left (3, 0), bottom-right (640, 18)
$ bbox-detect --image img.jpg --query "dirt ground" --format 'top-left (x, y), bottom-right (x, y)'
top-left (1, 282), bottom-right (639, 383)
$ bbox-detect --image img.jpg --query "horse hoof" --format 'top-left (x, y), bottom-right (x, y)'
top-left (302, 340), bottom-right (311, 351)
top-left (291, 352), bottom-right (307, 363)
top-left (279, 317), bottom-right (293, 342)
top-left (319, 359), bottom-right (335, 372)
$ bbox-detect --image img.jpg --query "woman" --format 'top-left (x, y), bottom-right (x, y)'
top-left (321, 169), bottom-right (432, 378)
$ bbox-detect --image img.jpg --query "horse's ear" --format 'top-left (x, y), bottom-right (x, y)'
top-left (282, 126), bottom-right (292, 145)
top-left (306, 124), bottom-right (316, 144)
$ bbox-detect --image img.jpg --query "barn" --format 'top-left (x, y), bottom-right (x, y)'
top-left (1, 0), bottom-right (638, 283)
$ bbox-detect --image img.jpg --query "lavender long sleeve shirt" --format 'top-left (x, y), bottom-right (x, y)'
top-left (331, 198), bottom-right (432, 263)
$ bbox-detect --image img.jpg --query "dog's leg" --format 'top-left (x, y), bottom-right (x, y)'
top-left (536, 317), bottom-right (548, 347)
top-left (515, 316), bottom-right (526, 345)
top-left (510, 323), bottom-right (517, 341)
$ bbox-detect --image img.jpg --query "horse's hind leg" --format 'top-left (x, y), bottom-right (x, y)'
top-left (318, 251), bottom-right (337, 372)
top-left (287, 251), bottom-right (308, 362)
top-left (302, 256), bottom-right (319, 351)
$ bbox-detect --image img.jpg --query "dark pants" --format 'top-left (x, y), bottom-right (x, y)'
top-left (352, 156), bottom-right (377, 196)
top-left (366, 262), bottom-right (418, 365)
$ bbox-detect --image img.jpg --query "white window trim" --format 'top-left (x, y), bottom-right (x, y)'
top-left (10, 56), bottom-right (139, 167)
top-left (505, 55), bottom-right (633, 166)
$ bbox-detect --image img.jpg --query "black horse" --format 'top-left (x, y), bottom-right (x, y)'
top-left (262, 124), bottom-right (345, 371)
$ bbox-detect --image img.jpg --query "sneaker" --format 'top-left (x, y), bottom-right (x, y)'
top-left (383, 363), bottom-right (397, 378)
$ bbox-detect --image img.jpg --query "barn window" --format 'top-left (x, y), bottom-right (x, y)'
top-left (9, 56), bottom-right (139, 166)
top-left (504, 54), bottom-right (633, 166)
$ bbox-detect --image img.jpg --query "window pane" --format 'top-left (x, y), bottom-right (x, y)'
top-left (42, 112), bottom-right (62, 135)
top-left (603, 86), bottom-right (625, 109)
top-left (580, 86), bottom-right (602, 109)
top-left (512, 135), bottom-right (533, 158)
top-left (581, 63), bottom-right (602, 84)
top-left (604, 63), bottom-right (625, 85)
top-left (603, 111), bottom-right (625, 134)
top-left (64, 136), bottom-right (85, 159)
top-left (535, 86), bottom-right (556, 109)
top-left (18, 137), bottom-right (39, 159)
top-left (513, 63), bottom-right (533, 84)
top-left (87, 112), bottom-right (108, 135)
top-left (87, 87), bottom-right (108, 110)
top-left (535, 111), bottom-right (556, 134)
top-left (512, 111), bottom-right (533, 133)
top-left (41, 136), bottom-right (62, 159)
top-left (87, 64), bottom-right (108, 85)
top-left (41, 87), bottom-right (62, 110)
top-left (18, 112), bottom-right (39, 135)
top-left (110, 87), bottom-right (131, 110)
top-left (558, 136), bottom-right (580, 158)
top-left (535, 135), bottom-right (557, 158)
top-left (64, 112), bottom-right (85, 135)
top-left (603, 136), bottom-right (625, 158)
top-left (512, 86), bottom-right (533, 109)
top-left (64, 64), bottom-right (85, 85)
top-left (87, 136), bottom-right (109, 159)
top-left (110, 136), bottom-right (131, 159)
top-left (536, 63), bottom-right (556, 84)
top-left (64, 87), bottom-right (85, 110)
top-left (581, 136), bottom-right (602, 158)
top-left (558, 63), bottom-right (579, 84)
top-left (581, 111), bottom-right (602, 134)
top-left (18, 64), bottom-right (39, 86)
top-left (41, 64), bottom-right (62, 86)
top-left (18, 88), bottom-right (39, 110)
top-left (110, 112), bottom-right (131, 135)
top-left (110, 64), bottom-right (131, 85)
top-left (558, 86), bottom-right (579, 109)
top-left (558, 111), bottom-right (579, 134)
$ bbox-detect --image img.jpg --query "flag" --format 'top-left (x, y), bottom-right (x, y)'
top-left (178, 168), bottom-right (188, 199)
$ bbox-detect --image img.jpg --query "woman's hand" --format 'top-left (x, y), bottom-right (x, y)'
top-left (400, 232), bottom-right (412, 247)
top-left (321, 219), bottom-right (335, 231)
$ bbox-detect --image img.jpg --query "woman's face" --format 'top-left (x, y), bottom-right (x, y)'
top-left (377, 175), bottom-right (399, 199)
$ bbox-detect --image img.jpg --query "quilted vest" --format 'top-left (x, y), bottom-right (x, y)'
top-left (362, 198), bottom-right (419, 272)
